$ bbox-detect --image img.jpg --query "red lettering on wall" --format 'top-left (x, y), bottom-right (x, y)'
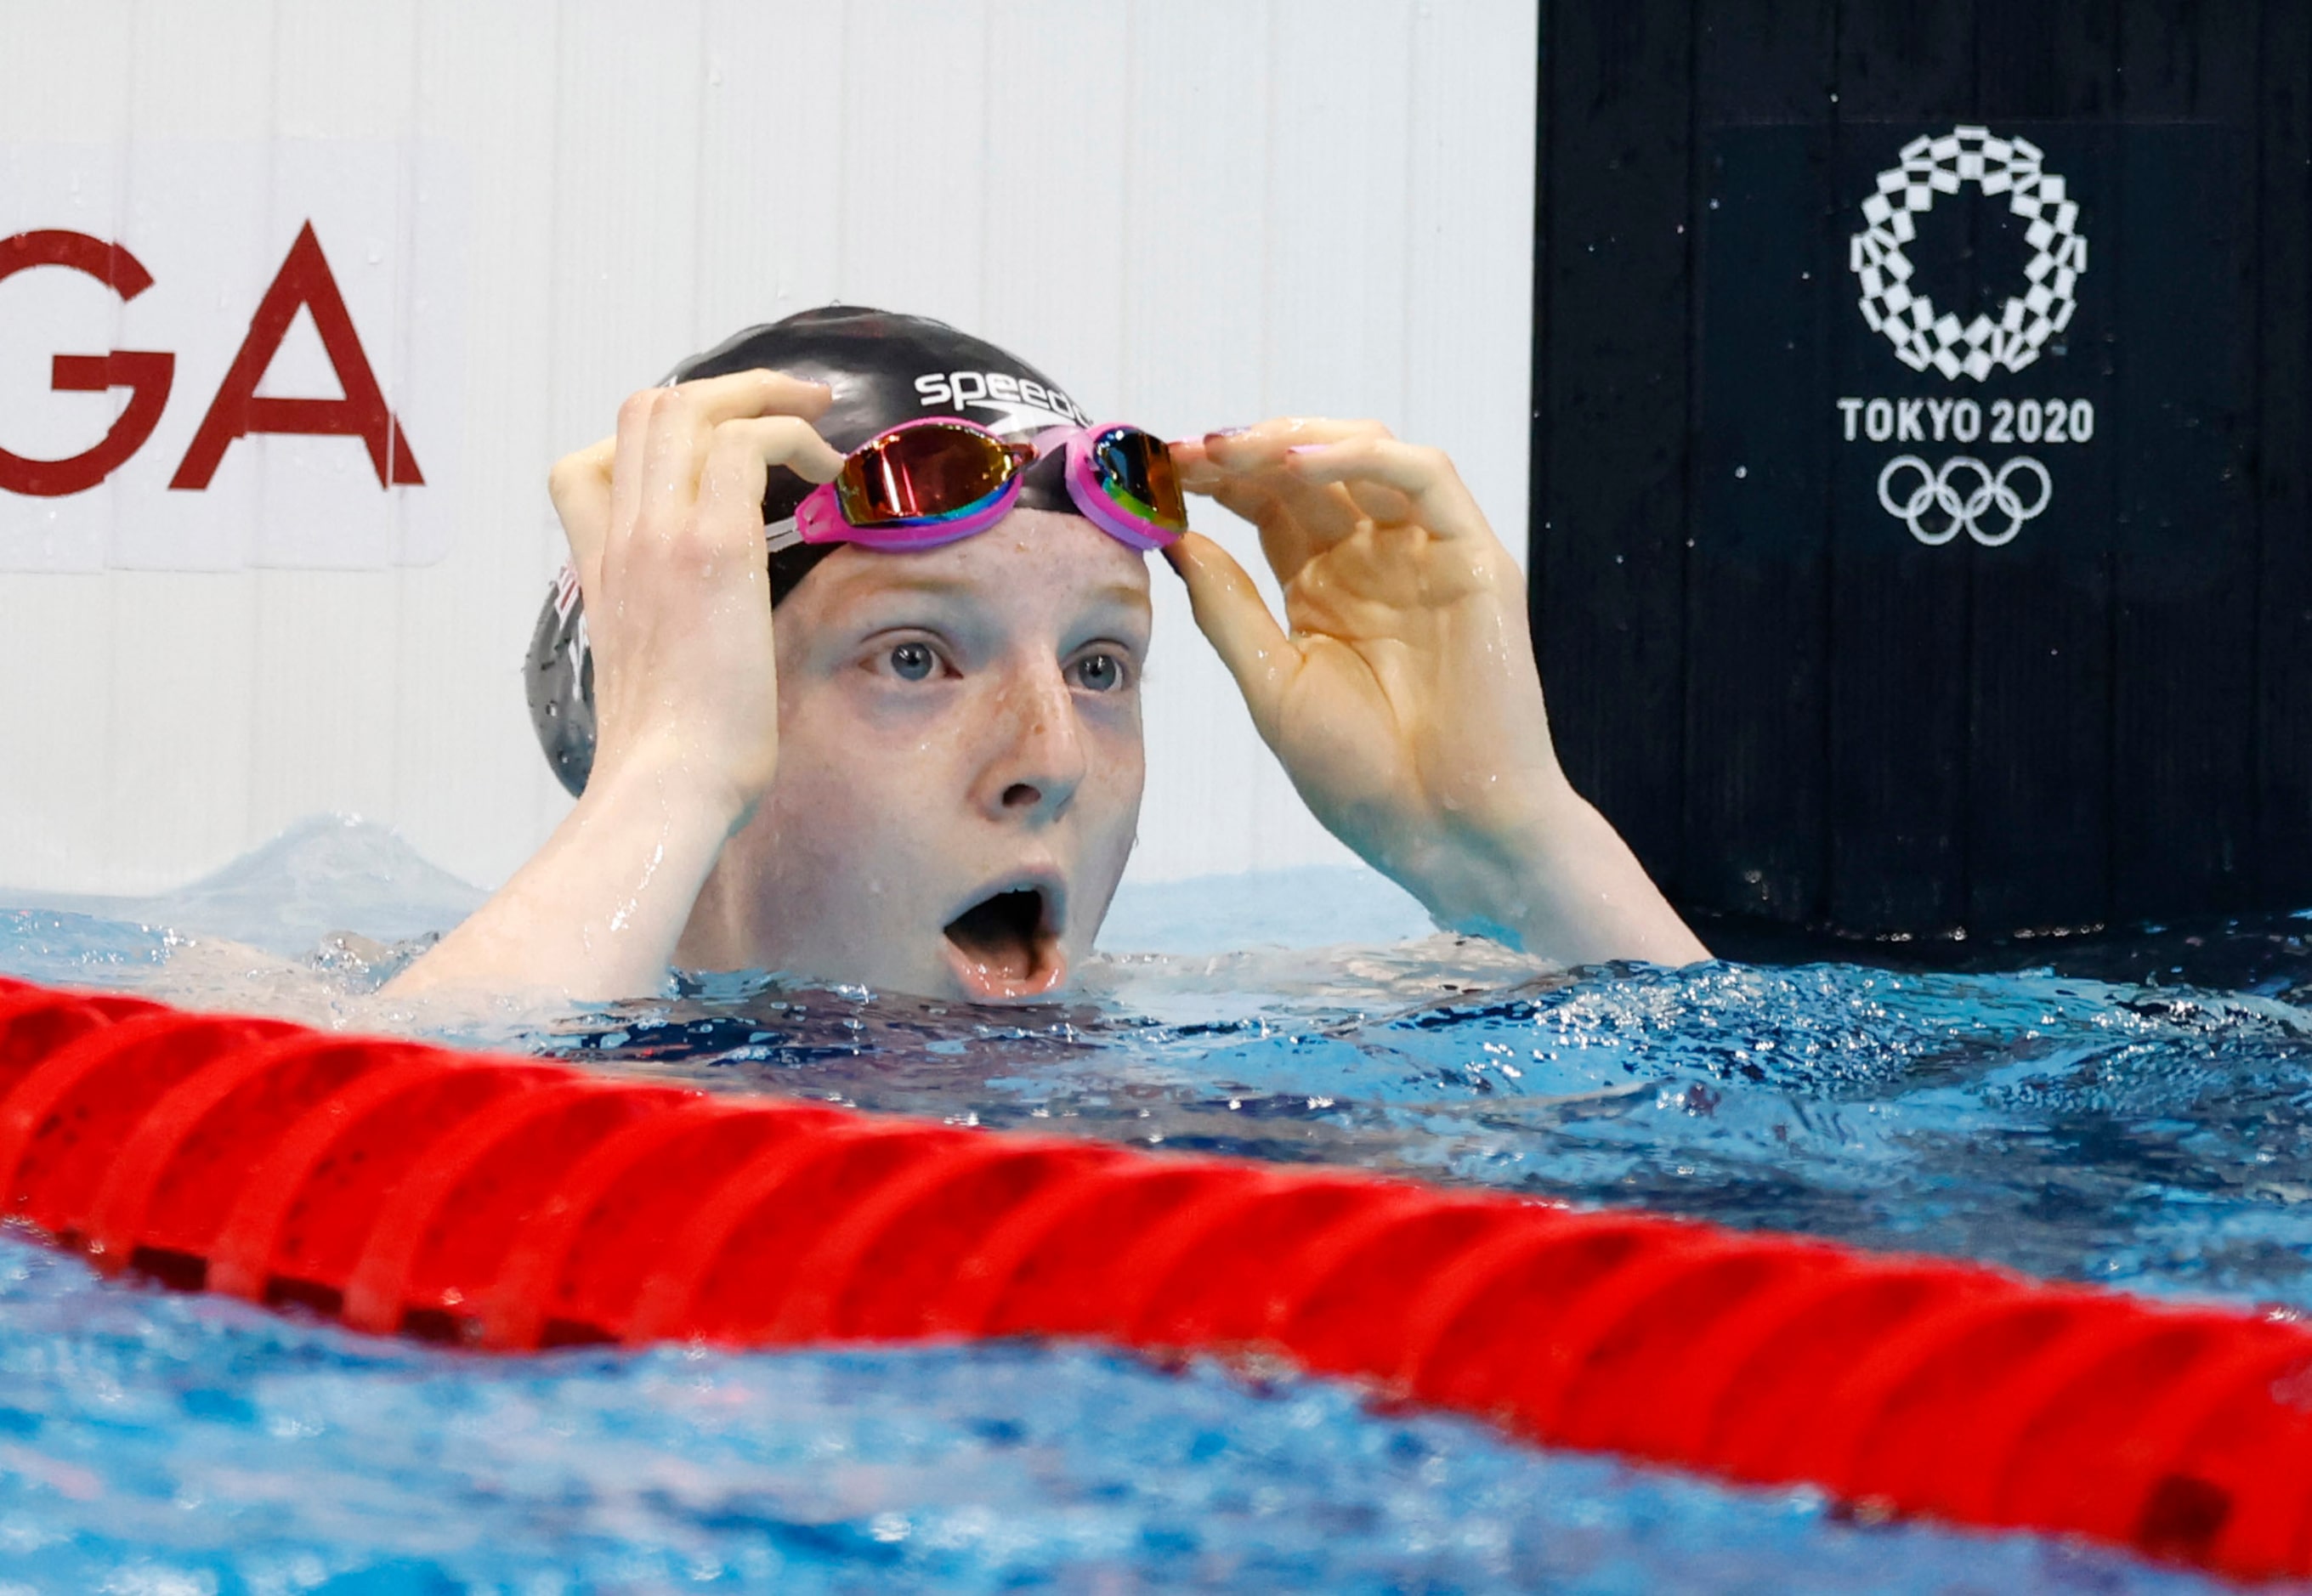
top-left (169, 221), bottom-right (422, 491)
top-left (0, 231), bottom-right (178, 499)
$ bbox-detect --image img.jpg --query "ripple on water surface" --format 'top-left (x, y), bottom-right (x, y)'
top-left (1, 823), bottom-right (2309, 1590)
top-left (0, 1237), bottom-right (2237, 1593)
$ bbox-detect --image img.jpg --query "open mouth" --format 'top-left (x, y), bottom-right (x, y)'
top-left (942, 886), bottom-right (1065, 1000)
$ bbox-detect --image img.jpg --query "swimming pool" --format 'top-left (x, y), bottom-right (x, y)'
top-left (1, 818), bottom-right (2304, 1592)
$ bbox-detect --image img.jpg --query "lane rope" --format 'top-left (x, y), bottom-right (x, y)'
top-left (0, 976), bottom-right (2304, 1579)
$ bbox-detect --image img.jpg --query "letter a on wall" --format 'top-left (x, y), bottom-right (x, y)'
top-left (169, 221), bottom-right (423, 491)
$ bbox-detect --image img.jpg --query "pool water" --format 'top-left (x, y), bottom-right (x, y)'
top-left (2, 816), bottom-right (2308, 1593)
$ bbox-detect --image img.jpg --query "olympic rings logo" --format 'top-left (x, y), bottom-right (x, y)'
top-left (1876, 456), bottom-right (2052, 547)
top-left (1850, 126), bottom-right (2086, 382)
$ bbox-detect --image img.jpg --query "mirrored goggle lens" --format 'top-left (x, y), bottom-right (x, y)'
top-left (1087, 427), bottom-right (1187, 530)
top-left (838, 424), bottom-right (1022, 525)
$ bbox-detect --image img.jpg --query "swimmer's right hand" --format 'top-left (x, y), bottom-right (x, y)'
top-left (388, 373), bottom-right (843, 1004)
top-left (386, 367), bottom-right (842, 999)
top-left (548, 371), bottom-right (844, 823)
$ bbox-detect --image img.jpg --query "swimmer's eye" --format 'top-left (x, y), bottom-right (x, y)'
top-left (1068, 651), bottom-right (1130, 693)
top-left (888, 641), bottom-right (938, 682)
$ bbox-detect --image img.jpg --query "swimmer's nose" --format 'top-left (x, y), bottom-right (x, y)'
top-left (980, 663), bottom-right (1086, 824)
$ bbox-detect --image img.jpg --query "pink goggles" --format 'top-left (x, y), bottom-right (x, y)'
top-left (767, 416), bottom-right (1187, 555)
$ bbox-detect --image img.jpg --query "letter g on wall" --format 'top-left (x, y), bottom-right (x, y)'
top-left (0, 230), bottom-right (174, 498)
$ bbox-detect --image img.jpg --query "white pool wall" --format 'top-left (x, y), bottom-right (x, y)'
top-left (0, 0), bottom-right (1535, 897)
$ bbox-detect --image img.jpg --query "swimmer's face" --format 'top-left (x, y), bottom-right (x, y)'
top-left (700, 507), bottom-right (1150, 1002)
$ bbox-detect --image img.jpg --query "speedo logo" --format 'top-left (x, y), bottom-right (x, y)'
top-left (913, 370), bottom-right (1089, 436)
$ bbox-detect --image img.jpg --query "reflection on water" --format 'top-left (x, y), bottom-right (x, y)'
top-left (2, 817), bottom-right (2306, 1591)
top-left (0, 1235), bottom-right (2218, 1594)
top-left (16, 816), bottom-right (2312, 1310)
top-left (555, 936), bottom-right (2312, 1311)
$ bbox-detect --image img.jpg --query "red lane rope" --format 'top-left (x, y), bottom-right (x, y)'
top-left (0, 974), bottom-right (2304, 1579)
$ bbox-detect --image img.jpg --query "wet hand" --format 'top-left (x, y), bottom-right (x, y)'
top-left (547, 371), bottom-right (843, 825)
top-left (390, 371), bottom-right (845, 1003)
top-left (1169, 419), bottom-right (1562, 887)
top-left (1168, 419), bottom-right (1705, 965)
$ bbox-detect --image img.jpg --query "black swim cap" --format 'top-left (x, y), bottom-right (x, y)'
top-left (525, 306), bottom-right (1092, 797)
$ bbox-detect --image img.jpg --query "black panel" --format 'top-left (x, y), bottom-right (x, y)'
top-left (1533, 0), bottom-right (2301, 939)
top-left (2108, 5), bottom-right (2258, 920)
top-left (1532, 0), bottom-right (1695, 891)
top-left (1685, 0), bottom-right (1836, 922)
top-left (1822, 0), bottom-right (1976, 933)
top-left (2258, 0), bottom-right (2312, 901)
top-left (1965, 5), bottom-right (2118, 933)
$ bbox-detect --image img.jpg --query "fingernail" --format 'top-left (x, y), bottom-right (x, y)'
top-left (1206, 427), bottom-right (1253, 440)
top-left (1286, 443), bottom-right (1332, 456)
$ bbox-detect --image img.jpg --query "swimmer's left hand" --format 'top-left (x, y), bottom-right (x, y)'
top-left (1168, 420), bottom-right (1706, 968)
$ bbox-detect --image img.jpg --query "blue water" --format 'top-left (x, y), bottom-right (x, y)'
top-left (3, 817), bottom-right (2309, 1593)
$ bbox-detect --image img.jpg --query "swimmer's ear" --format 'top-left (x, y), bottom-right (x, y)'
top-left (1166, 530), bottom-right (1298, 742)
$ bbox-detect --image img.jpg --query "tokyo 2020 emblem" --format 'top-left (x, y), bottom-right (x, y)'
top-left (1850, 126), bottom-right (2087, 382)
top-left (1841, 125), bottom-right (2091, 548)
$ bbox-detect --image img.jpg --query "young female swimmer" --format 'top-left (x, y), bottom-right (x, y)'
top-left (388, 308), bottom-right (1705, 1004)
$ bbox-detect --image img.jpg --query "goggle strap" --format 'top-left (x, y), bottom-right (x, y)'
top-left (764, 515), bottom-right (808, 552)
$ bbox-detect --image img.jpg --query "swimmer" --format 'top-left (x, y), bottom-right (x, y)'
top-left (388, 308), bottom-right (1705, 1004)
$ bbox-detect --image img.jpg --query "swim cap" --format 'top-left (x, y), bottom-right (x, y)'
top-left (525, 306), bottom-right (1092, 797)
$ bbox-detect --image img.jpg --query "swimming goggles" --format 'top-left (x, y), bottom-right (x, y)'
top-left (767, 416), bottom-right (1186, 554)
